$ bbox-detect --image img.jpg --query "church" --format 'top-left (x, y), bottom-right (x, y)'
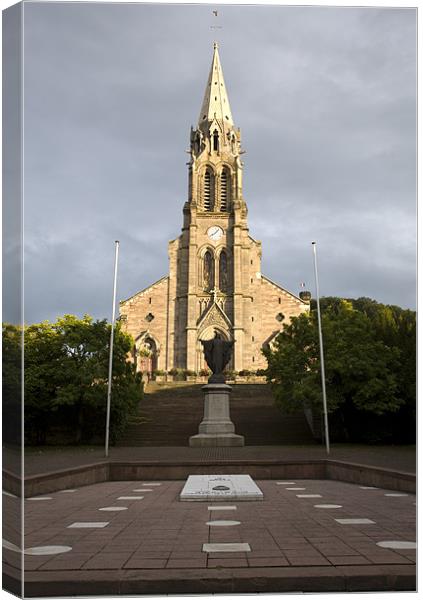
top-left (120, 44), bottom-right (309, 375)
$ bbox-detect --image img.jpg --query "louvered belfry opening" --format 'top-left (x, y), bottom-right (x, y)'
top-left (204, 170), bottom-right (212, 211)
top-left (221, 170), bottom-right (228, 211)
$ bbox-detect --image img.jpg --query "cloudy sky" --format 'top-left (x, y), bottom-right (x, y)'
top-left (17, 2), bottom-right (416, 323)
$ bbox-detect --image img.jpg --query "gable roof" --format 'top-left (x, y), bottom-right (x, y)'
top-left (120, 275), bottom-right (168, 305)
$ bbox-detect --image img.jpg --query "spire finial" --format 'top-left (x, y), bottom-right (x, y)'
top-left (213, 41), bottom-right (219, 50)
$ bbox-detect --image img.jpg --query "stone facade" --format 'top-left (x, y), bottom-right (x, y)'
top-left (120, 44), bottom-right (309, 374)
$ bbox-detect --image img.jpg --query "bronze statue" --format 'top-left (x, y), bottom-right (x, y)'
top-left (201, 332), bottom-right (234, 383)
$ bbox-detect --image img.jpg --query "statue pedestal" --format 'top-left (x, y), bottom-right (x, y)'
top-left (189, 384), bottom-right (244, 447)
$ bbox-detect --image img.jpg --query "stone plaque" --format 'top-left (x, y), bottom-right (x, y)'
top-left (180, 474), bottom-right (263, 501)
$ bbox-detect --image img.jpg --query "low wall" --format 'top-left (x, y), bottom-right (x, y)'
top-left (7, 459), bottom-right (415, 497)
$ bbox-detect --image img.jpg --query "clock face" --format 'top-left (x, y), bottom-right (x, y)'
top-left (207, 226), bottom-right (224, 241)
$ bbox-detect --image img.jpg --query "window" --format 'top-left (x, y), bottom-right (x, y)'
top-left (203, 250), bottom-right (215, 291)
top-left (213, 130), bottom-right (219, 151)
top-left (219, 250), bottom-right (228, 292)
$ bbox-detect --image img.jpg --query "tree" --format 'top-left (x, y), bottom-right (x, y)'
top-left (2, 324), bottom-right (22, 444)
top-left (264, 299), bottom-right (410, 442)
top-left (23, 315), bottom-right (142, 445)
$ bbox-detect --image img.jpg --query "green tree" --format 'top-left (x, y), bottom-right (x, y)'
top-left (264, 300), bottom-right (405, 442)
top-left (2, 324), bottom-right (22, 444)
top-left (23, 315), bottom-right (142, 445)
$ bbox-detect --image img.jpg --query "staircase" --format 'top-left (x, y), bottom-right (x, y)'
top-left (117, 382), bottom-right (316, 446)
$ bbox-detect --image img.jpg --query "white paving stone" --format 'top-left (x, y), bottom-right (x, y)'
top-left (203, 543), bottom-right (251, 553)
top-left (335, 518), bottom-right (375, 525)
top-left (180, 474), bottom-right (263, 501)
top-left (2, 491), bottom-right (17, 498)
top-left (276, 482), bottom-right (296, 485)
top-left (117, 496), bottom-right (144, 500)
top-left (68, 522), bottom-right (109, 529)
top-left (99, 506), bottom-right (128, 512)
top-left (384, 493), bottom-right (408, 497)
top-left (377, 541), bottom-right (416, 550)
top-left (3, 539), bottom-right (21, 552)
top-left (59, 489), bottom-right (77, 493)
top-left (360, 486), bottom-right (378, 490)
top-left (132, 489), bottom-right (153, 492)
top-left (314, 504), bottom-right (342, 509)
top-left (296, 494), bottom-right (322, 498)
top-left (206, 520), bottom-right (241, 526)
top-left (286, 487), bottom-right (305, 491)
top-left (25, 545), bottom-right (72, 555)
top-left (141, 483), bottom-right (162, 486)
top-left (208, 506), bottom-right (237, 511)
top-left (27, 497), bottom-right (53, 501)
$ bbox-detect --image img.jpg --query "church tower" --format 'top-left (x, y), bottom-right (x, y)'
top-left (120, 45), bottom-right (308, 375)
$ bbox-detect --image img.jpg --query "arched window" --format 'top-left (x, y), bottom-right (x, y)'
top-left (203, 250), bottom-right (215, 291)
top-left (219, 250), bottom-right (228, 292)
top-left (220, 169), bottom-right (229, 211)
top-left (213, 130), bottom-right (219, 152)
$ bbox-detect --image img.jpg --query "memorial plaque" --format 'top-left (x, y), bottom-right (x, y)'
top-left (180, 474), bottom-right (263, 501)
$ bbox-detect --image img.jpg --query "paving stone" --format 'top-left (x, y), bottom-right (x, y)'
top-left (124, 557), bottom-right (168, 569)
top-left (247, 557), bottom-right (290, 567)
top-left (82, 553), bottom-right (134, 569)
top-left (39, 554), bottom-right (93, 570)
top-left (208, 558), bottom-right (249, 568)
top-left (167, 557), bottom-right (207, 568)
top-left (327, 556), bottom-right (371, 565)
top-left (335, 519), bottom-right (375, 525)
top-left (67, 522), bottom-right (109, 529)
top-left (297, 495), bottom-right (322, 498)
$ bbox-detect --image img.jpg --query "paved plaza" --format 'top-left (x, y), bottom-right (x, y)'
top-left (3, 476), bottom-right (416, 594)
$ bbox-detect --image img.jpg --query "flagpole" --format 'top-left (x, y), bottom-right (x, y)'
top-left (105, 240), bottom-right (120, 458)
top-left (312, 241), bottom-right (330, 455)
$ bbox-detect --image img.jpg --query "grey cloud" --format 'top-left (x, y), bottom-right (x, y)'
top-left (15, 3), bottom-right (416, 324)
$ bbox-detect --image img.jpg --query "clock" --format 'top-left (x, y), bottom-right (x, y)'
top-left (207, 226), bottom-right (224, 241)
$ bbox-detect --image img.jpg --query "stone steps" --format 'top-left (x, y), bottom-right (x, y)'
top-left (117, 383), bottom-right (316, 447)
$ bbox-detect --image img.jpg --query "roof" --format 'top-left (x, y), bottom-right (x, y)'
top-left (261, 274), bottom-right (309, 304)
top-left (119, 275), bottom-right (168, 305)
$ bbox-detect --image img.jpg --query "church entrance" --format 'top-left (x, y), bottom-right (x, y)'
top-left (197, 326), bottom-right (233, 373)
top-left (136, 336), bottom-right (158, 379)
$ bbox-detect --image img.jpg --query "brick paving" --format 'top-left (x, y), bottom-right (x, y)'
top-left (3, 477), bottom-right (416, 594)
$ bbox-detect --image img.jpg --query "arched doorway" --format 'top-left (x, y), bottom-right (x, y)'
top-left (135, 335), bottom-right (159, 378)
top-left (196, 326), bottom-right (233, 373)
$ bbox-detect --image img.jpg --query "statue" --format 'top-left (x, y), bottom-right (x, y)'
top-left (201, 332), bottom-right (234, 383)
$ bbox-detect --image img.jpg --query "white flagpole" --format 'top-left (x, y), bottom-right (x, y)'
top-left (105, 240), bottom-right (120, 458)
top-left (312, 241), bottom-right (330, 455)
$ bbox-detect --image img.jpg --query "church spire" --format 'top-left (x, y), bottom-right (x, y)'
top-left (198, 43), bottom-right (234, 132)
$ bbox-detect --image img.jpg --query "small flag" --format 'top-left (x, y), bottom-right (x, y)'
top-left (300, 282), bottom-right (306, 288)
top-left (213, 10), bottom-right (218, 16)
